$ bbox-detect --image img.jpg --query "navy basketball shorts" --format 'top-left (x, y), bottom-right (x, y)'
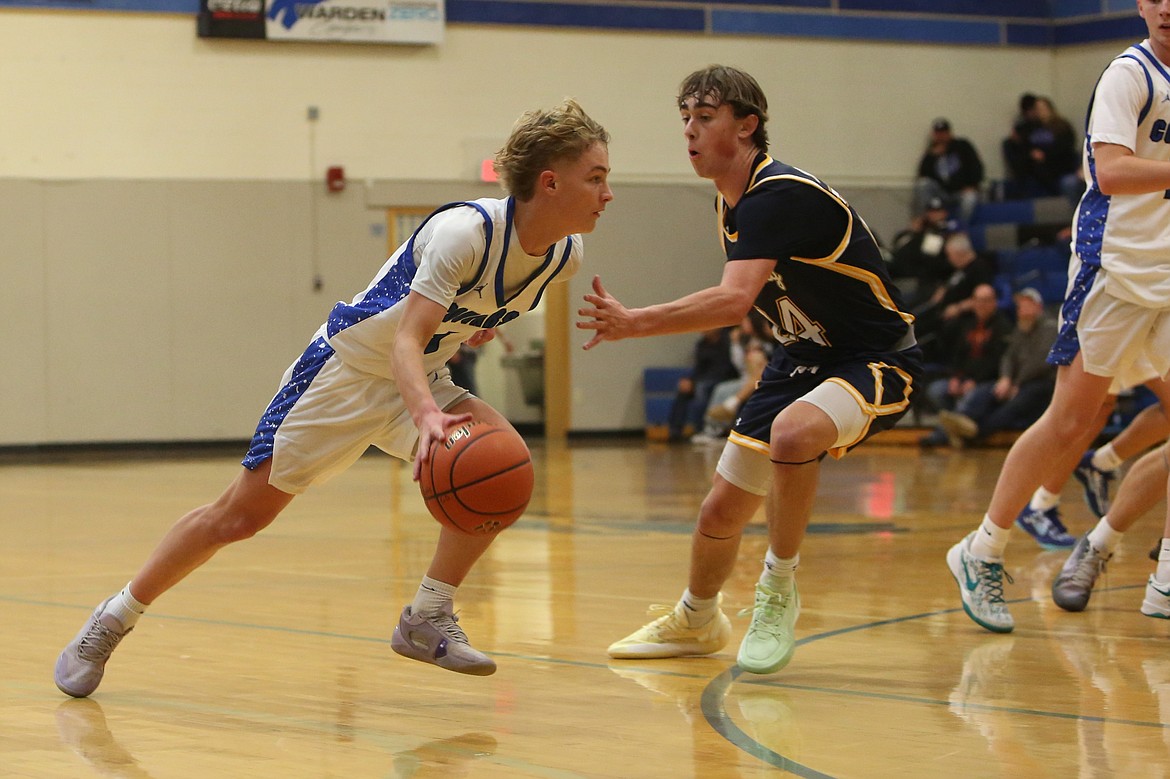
top-left (730, 347), bottom-right (922, 462)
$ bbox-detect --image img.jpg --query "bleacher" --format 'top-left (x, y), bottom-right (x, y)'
top-left (892, 193), bottom-right (1075, 444)
top-left (968, 194), bottom-right (1075, 309)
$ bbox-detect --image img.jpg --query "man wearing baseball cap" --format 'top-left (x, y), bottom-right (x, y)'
top-left (913, 117), bottom-right (984, 226)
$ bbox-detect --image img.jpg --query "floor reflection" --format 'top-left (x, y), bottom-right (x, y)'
top-left (55, 698), bottom-right (154, 779)
top-left (391, 732), bottom-right (499, 778)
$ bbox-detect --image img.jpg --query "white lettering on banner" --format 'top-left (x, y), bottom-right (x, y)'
top-left (209, 0), bottom-right (262, 11)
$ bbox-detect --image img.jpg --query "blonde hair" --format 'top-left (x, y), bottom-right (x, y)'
top-left (493, 99), bottom-right (609, 201)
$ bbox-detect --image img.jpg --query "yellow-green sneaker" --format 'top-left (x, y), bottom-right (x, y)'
top-left (607, 600), bottom-right (731, 659)
top-left (736, 582), bottom-right (800, 674)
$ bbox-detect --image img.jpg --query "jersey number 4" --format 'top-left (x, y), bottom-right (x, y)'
top-left (771, 298), bottom-right (829, 347)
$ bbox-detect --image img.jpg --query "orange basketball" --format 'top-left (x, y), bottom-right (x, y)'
top-left (419, 422), bottom-right (534, 535)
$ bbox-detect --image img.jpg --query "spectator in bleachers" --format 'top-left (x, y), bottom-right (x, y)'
top-left (1003, 95), bottom-right (1083, 203)
top-left (887, 196), bottom-right (956, 309)
top-left (920, 284), bottom-right (1013, 447)
top-left (1002, 92), bottom-right (1041, 191)
top-left (667, 326), bottom-right (740, 442)
top-left (913, 117), bottom-right (984, 226)
top-left (692, 313), bottom-right (774, 444)
top-left (936, 287), bottom-right (1058, 447)
top-left (913, 232), bottom-right (996, 363)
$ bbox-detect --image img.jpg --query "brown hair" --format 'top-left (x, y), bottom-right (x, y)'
top-left (678, 65), bottom-right (769, 151)
top-left (493, 99), bottom-right (610, 201)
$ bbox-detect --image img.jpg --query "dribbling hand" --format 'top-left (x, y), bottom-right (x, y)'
top-left (414, 409), bottom-right (475, 481)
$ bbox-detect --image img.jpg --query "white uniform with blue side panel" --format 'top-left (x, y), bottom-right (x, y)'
top-left (243, 197), bottom-right (582, 494)
top-left (1049, 40), bottom-right (1170, 391)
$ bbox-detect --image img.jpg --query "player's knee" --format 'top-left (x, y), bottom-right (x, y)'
top-left (696, 494), bottom-right (749, 538)
top-left (769, 433), bottom-right (825, 466)
top-left (200, 505), bottom-right (279, 545)
top-left (1036, 408), bottom-right (1095, 445)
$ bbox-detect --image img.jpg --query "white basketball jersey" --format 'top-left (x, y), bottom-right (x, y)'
top-left (324, 197), bottom-right (581, 378)
top-left (1075, 41), bottom-right (1170, 307)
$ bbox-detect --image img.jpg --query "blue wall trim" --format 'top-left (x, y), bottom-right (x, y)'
top-left (446, 0), bottom-right (704, 32)
top-left (713, 10), bottom-right (1002, 46)
top-left (0, 0), bottom-right (1154, 49)
top-left (1005, 22), bottom-right (1053, 47)
top-left (1051, 0), bottom-right (1104, 19)
top-left (0, 0), bottom-right (195, 10)
top-left (840, 0), bottom-right (1049, 20)
top-left (1055, 15), bottom-right (1147, 46)
top-left (704, 0), bottom-right (831, 6)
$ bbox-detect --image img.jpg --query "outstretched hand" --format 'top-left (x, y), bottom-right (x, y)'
top-left (576, 275), bottom-right (636, 350)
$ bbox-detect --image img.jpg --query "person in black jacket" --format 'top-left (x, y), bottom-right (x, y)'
top-left (888, 196), bottom-right (956, 308)
top-left (913, 118), bottom-right (984, 226)
top-left (912, 232), bottom-right (995, 363)
top-left (667, 326), bottom-right (740, 441)
top-left (1003, 96), bottom-right (1083, 202)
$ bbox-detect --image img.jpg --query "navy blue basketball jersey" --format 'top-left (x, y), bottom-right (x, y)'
top-left (720, 153), bottom-right (915, 363)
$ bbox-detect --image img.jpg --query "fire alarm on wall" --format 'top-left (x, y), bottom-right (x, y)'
top-left (326, 166), bottom-right (346, 192)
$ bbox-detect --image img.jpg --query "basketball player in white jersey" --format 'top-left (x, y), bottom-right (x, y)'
top-left (947, 0), bottom-right (1170, 633)
top-left (54, 100), bottom-right (613, 697)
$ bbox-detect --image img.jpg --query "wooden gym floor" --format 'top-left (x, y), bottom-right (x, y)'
top-left (2, 437), bottom-right (1169, 778)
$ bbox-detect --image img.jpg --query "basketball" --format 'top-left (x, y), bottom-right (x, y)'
top-left (419, 422), bottom-right (534, 535)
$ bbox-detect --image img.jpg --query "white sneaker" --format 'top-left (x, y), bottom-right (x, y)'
top-left (946, 533), bottom-right (1015, 633)
top-left (1141, 576), bottom-right (1170, 619)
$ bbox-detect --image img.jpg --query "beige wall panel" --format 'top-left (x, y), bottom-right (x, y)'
top-left (1053, 41), bottom-right (1132, 131)
top-left (0, 181), bottom-right (50, 443)
top-left (0, 11), bottom-right (1067, 187)
top-left (163, 181), bottom-right (392, 441)
top-left (166, 182), bottom-right (311, 440)
top-left (567, 183), bottom-right (721, 431)
top-left (42, 181), bottom-right (173, 442)
top-left (311, 183), bottom-right (400, 327)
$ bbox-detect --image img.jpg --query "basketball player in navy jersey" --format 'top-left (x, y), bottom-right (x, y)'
top-left (54, 100), bottom-right (613, 697)
top-left (944, 0), bottom-right (1170, 633)
top-left (579, 65), bottom-right (923, 674)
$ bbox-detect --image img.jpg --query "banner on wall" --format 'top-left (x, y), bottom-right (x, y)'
top-left (197, 0), bottom-right (444, 45)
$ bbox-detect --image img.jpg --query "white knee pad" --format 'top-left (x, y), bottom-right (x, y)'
top-left (800, 380), bottom-right (869, 450)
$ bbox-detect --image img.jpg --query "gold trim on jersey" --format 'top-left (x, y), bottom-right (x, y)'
top-left (721, 155), bottom-right (915, 328)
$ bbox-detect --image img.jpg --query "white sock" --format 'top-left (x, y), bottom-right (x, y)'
top-left (969, 515), bottom-right (1011, 561)
top-left (102, 583), bottom-right (147, 630)
top-left (679, 589), bottom-right (720, 627)
top-left (1157, 541), bottom-right (1170, 584)
top-left (1029, 487), bottom-right (1060, 512)
top-left (1091, 444), bottom-right (1123, 472)
top-left (411, 576), bottom-right (456, 617)
top-left (761, 549), bottom-right (798, 592)
top-left (1086, 516), bottom-right (1124, 556)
